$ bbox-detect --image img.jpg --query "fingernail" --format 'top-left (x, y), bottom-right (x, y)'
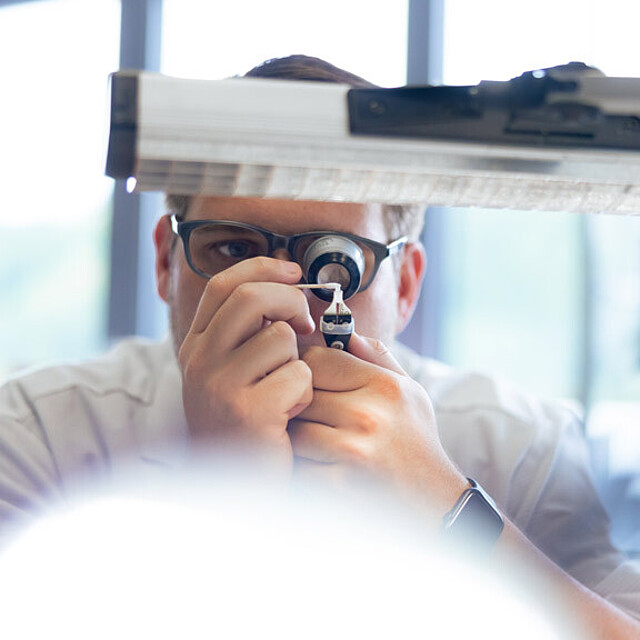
top-left (285, 261), bottom-right (300, 275)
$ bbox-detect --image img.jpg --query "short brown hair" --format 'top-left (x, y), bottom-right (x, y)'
top-left (166, 55), bottom-right (425, 241)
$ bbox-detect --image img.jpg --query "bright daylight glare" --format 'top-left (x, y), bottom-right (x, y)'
top-left (0, 0), bottom-right (120, 378)
top-left (443, 0), bottom-right (640, 84)
top-left (0, 0), bottom-right (119, 228)
top-left (161, 0), bottom-right (408, 87)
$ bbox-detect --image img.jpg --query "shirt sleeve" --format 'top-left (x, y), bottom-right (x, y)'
top-left (519, 414), bottom-right (640, 621)
top-left (0, 381), bottom-right (64, 548)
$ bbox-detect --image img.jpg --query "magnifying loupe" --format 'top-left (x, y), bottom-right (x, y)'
top-left (302, 236), bottom-right (365, 301)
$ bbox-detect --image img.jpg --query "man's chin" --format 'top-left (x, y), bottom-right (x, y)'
top-left (168, 308), bottom-right (188, 359)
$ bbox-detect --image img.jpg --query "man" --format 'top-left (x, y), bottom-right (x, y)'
top-left (0, 56), bottom-right (638, 636)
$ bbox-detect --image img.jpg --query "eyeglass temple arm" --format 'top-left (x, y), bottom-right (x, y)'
top-left (387, 236), bottom-right (409, 255)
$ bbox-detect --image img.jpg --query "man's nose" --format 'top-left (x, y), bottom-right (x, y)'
top-left (272, 248), bottom-right (294, 262)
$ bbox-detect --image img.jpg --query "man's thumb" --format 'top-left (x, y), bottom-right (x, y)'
top-left (347, 332), bottom-right (406, 376)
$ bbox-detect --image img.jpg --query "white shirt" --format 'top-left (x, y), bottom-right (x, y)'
top-left (0, 337), bottom-right (638, 619)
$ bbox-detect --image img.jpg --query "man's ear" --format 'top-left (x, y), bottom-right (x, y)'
top-left (395, 242), bottom-right (427, 334)
top-left (154, 215), bottom-right (174, 303)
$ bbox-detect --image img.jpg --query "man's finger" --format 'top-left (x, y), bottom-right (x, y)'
top-left (288, 419), bottom-right (346, 463)
top-left (346, 333), bottom-right (406, 376)
top-left (302, 347), bottom-right (372, 391)
top-left (253, 359), bottom-right (313, 420)
top-left (293, 389), bottom-right (344, 428)
top-left (190, 257), bottom-right (302, 335)
top-left (208, 282), bottom-right (314, 354)
top-left (301, 336), bottom-right (402, 394)
top-left (227, 320), bottom-right (301, 385)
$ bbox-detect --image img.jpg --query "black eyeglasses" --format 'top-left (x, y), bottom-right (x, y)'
top-left (170, 215), bottom-right (407, 294)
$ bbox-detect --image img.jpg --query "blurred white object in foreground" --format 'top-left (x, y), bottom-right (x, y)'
top-left (0, 465), bottom-right (580, 639)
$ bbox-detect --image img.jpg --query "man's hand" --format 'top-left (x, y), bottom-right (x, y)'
top-left (178, 258), bottom-right (315, 474)
top-left (288, 333), bottom-right (467, 516)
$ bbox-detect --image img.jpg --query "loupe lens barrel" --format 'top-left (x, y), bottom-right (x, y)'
top-left (302, 236), bottom-right (365, 300)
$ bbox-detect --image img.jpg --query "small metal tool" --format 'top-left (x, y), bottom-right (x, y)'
top-left (296, 283), bottom-right (354, 350)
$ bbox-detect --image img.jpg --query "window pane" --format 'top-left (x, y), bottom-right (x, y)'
top-left (0, 0), bottom-right (120, 378)
top-left (161, 0), bottom-right (408, 87)
top-left (442, 0), bottom-right (640, 553)
top-left (589, 215), bottom-right (640, 405)
top-left (443, 0), bottom-right (640, 84)
top-left (441, 0), bottom-right (640, 404)
top-left (440, 208), bottom-right (584, 400)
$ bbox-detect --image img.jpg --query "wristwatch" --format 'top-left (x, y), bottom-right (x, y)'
top-left (442, 478), bottom-right (504, 551)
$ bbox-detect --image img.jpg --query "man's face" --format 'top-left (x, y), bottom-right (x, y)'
top-left (158, 197), bottom-right (416, 355)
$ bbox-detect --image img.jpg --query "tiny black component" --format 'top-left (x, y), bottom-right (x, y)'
top-left (322, 333), bottom-right (351, 350)
top-left (322, 314), bottom-right (352, 325)
top-left (321, 314), bottom-right (353, 350)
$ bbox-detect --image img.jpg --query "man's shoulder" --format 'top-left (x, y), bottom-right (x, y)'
top-left (0, 337), bottom-right (177, 419)
top-left (393, 340), bottom-right (579, 430)
top-left (0, 338), bottom-right (186, 512)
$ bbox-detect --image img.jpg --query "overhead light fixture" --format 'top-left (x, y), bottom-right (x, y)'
top-left (106, 65), bottom-right (640, 215)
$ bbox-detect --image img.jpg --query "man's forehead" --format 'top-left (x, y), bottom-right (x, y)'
top-left (186, 196), bottom-right (384, 234)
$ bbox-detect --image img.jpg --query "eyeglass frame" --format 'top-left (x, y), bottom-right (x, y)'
top-left (170, 214), bottom-right (408, 294)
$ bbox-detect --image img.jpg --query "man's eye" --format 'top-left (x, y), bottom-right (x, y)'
top-left (215, 240), bottom-right (257, 259)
